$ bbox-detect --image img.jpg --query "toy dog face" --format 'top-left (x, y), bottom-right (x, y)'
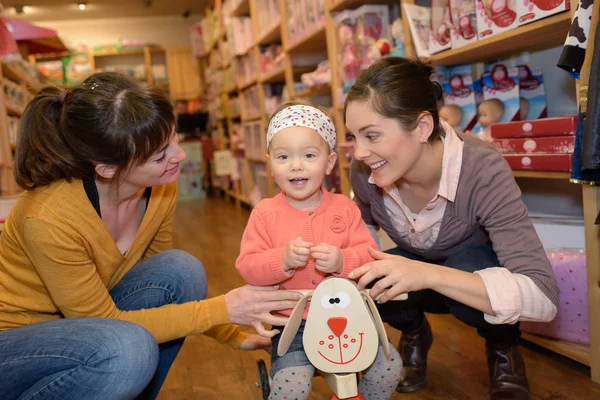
top-left (303, 279), bottom-right (379, 373)
top-left (277, 278), bottom-right (390, 375)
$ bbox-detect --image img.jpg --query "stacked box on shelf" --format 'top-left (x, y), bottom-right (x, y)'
top-left (237, 155), bottom-right (253, 200)
top-left (259, 44), bottom-right (284, 75)
top-left (235, 52), bottom-right (257, 87)
top-left (36, 60), bottom-right (64, 85)
top-left (226, 96), bottom-right (241, 118)
top-left (256, 0), bottom-right (281, 37)
top-left (285, 0), bottom-right (326, 48)
top-left (263, 83), bottom-right (285, 117)
top-left (3, 79), bottom-right (27, 108)
top-left (241, 85), bottom-right (261, 120)
top-left (229, 17), bottom-right (254, 55)
top-left (223, 65), bottom-right (236, 93)
top-left (178, 140), bottom-right (206, 201)
top-left (252, 163), bottom-right (269, 201)
top-left (6, 117), bottom-right (19, 148)
top-left (242, 120), bottom-right (266, 161)
top-left (490, 116), bottom-right (577, 171)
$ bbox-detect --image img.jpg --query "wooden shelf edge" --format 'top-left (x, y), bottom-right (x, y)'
top-left (294, 83), bottom-right (331, 98)
top-left (241, 114), bottom-right (262, 122)
top-left (238, 78), bottom-right (257, 91)
top-left (521, 332), bottom-right (590, 366)
top-left (429, 12), bottom-right (571, 66)
top-left (256, 20), bottom-right (282, 46)
top-left (260, 66), bottom-right (285, 83)
top-left (5, 101), bottom-right (24, 116)
top-left (512, 170), bottom-right (571, 179)
top-left (230, 0), bottom-right (250, 17)
top-left (286, 24), bottom-right (327, 54)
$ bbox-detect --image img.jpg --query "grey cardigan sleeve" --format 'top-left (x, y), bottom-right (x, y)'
top-left (470, 148), bottom-right (559, 307)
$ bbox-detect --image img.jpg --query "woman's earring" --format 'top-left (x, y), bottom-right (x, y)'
top-left (421, 138), bottom-right (427, 143)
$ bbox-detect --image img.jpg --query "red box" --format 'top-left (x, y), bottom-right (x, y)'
top-left (490, 116), bottom-right (577, 139)
top-left (492, 136), bottom-right (575, 154)
top-left (503, 154), bottom-right (572, 171)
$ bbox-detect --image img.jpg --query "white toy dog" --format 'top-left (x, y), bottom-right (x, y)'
top-left (277, 278), bottom-right (407, 399)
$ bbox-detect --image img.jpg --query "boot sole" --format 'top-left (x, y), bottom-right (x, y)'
top-left (396, 379), bottom-right (427, 393)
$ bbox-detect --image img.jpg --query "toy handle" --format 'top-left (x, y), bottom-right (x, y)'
top-left (294, 289), bottom-right (407, 301)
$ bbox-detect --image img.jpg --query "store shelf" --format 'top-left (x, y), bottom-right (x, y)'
top-left (247, 157), bottom-right (266, 164)
top-left (512, 171), bottom-right (571, 179)
top-left (1, 63), bottom-right (36, 90)
top-left (286, 24), bottom-right (327, 54)
top-left (242, 114), bottom-right (262, 121)
top-left (260, 65), bottom-right (285, 83)
top-left (239, 78), bottom-right (257, 91)
top-left (294, 83), bottom-right (331, 98)
top-left (231, 0), bottom-right (250, 16)
top-left (429, 12), bottom-right (571, 66)
top-left (4, 102), bottom-right (24, 117)
top-left (329, 0), bottom-right (397, 12)
top-left (256, 20), bottom-right (281, 46)
top-left (94, 49), bottom-right (145, 57)
top-left (521, 333), bottom-right (590, 366)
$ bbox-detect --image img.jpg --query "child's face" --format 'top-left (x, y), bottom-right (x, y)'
top-left (267, 126), bottom-right (337, 208)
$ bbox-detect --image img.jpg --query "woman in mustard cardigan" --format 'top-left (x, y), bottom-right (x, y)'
top-left (0, 72), bottom-right (302, 400)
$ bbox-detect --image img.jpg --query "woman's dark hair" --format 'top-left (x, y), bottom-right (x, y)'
top-left (15, 72), bottom-right (175, 190)
top-left (344, 57), bottom-right (444, 142)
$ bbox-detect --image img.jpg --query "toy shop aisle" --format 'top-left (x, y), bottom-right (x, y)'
top-left (158, 196), bottom-right (600, 400)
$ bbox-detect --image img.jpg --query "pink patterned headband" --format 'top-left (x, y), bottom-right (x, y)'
top-left (267, 105), bottom-right (337, 151)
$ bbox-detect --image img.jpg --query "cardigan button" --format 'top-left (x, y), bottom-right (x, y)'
top-left (312, 280), bottom-right (317, 285)
top-left (410, 228), bottom-right (415, 233)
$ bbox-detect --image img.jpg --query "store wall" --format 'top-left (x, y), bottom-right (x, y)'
top-left (36, 15), bottom-right (202, 49)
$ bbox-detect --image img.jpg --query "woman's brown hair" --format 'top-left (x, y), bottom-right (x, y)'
top-left (15, 72), bottom-right (175, 190)
top-left (344, 57), bottom-right (444, 142)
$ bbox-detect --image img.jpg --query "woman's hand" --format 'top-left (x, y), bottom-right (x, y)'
top-left (239, 334), bottom-right (272, 354)
top-left (348, 246), bottom-right (438, 303)
top-left (225, 285), bottom-right (303, 337)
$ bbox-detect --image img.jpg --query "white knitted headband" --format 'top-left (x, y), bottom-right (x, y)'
top-left (267, 105), bottom-right (336, 151)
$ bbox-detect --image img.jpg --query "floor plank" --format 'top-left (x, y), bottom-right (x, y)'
top-left (159, 196), bottom-right (600, 400)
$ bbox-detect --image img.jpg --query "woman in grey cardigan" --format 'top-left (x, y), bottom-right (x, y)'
top-left (344, 58), bottom-right (558, 400)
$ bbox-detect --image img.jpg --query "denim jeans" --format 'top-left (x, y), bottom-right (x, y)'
top-left (376, 245), bottom-right (521, 345)
top-left (0, 249), bottom-right (207, 400)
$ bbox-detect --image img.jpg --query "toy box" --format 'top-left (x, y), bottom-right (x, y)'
top-left (492, 136), bottom-right (575, 154)
top-left (430, 0), bottom-right (454, 54)
top-left (481, 63), bottom-right (520, 122)
top-left (449, 0), bottom-right (478, 48)
top-left (518, 65), bottom-right (547, 120)
top-left (503, 153), bottom-right (572, 171)
top-left (490, 115), bottom-right (577, 138)
top-left (63, 54), bottom-right (93, 85)
top-left (403, 2), bottom-right (431, 58)
top-left (178, 140), bottom-right (206, 201)
top-left (476, 0), bottom-right (519, 39)
top-left (439, 65), bottom-right (479, 131)
top-left (521, 249), bottom-right (588, 344)
top-left (518, 0), bottom-right (570, 25)
top-left (37, 60), bottom-right (64, 85)
top-left (353, 5), bottom-right (391, 70)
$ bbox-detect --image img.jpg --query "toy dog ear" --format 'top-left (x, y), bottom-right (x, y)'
top-left (362, 293), bottom-right (391, 359)
top-left (277, 293), bottom-right (312, 357)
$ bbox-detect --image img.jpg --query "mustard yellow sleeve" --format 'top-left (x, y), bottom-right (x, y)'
top-left (143, 183), bottom-right (177, 259)
top-left (23, 216), bottom-right (245, 345)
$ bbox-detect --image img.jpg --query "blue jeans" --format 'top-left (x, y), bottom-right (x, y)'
top-left (376, 245), bottom-right (521, 344)
top-left (0, 249), bottom-right (207, 400)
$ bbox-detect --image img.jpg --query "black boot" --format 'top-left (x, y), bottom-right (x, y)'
top-left (486, 341), bottom-right (530, 399)
top-left (396, 316), bottom-right (433, 393)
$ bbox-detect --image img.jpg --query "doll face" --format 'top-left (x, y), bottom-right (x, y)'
top-left (439, 105), bottom-right (462, 128)
top-left (478, 101), bottom-right (503, 126)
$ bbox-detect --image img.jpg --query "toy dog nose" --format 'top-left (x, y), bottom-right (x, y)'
top-left (327, 317), bottom-right (347, 337)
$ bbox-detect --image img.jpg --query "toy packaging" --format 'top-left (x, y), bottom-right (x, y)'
top-left (403, 2), bottom-right (431, 58)
top-left (503, 153), bottom-right (572, 171)
top-left (518, 0), bottom-right (570, 25)
top-left (521, 248), bottom-right (589, 345)
top-left (430, 0), bottom-right (453, 54)
top-left (63, 54), bottom-right (93, 85)
top-left (476, 0), bottom-right (519, 39)
top-left (438, 65), bottom-right (479, 132)
top-left (518, 65), bottom-right (547, 120)
top-left (334, 10), bottom-right (361, 101)
top-left (353, 5), bottom-right (391, 70)
top-left (490, 115), bottom-right (577, 138)
top-left (492, 136), bottom-right (575, 154)
top-left (449, 0), bottom-right (478, 48)
top-left (37, 60), bottom-right (64, 85)
top-left (481, 63), bottom-right (520, 123)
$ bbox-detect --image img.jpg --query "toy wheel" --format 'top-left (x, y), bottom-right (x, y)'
top-left (257, 359), bottom-right (270, 400)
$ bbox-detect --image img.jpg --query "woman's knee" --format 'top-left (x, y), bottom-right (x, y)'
top-left (158, 249), bottom-right (208, 302)
top-left (444, 245), bottom-right (499, 272)
top-left (88, 320), bottom-right (159, 396)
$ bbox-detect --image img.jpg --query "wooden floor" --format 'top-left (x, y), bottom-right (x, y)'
top-left (158, 196), bottom-right (600, 400)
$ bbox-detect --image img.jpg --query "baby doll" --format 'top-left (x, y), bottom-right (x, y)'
top-left (236, 102), bottom-right (402, 400)
top-left (439, 104), bottom-right (463, 132)
top-left (477, 98), bottom-right (504, 142)
top-left (520, 96), bottom-right (530, 121)
top-left (339, 23), bottom-right (360, 84)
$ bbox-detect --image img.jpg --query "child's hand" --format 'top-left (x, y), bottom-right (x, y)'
top-left (239, 334), bottom-right (271, 354)
top-left (282, 237), bottom-right (312, 272)
top-left (311, 243), bottom-right (343, 274)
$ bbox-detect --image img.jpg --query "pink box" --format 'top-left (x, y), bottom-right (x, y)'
top-left (503, 153), bottom-right (572, 171)
top-left (476, 0), bottom-right (519, 39)
top-left (490, 116), bottom-right (577, 138)
top-left (518, 0), bottom-right (569, 26)
top-left (492, 136), bottom-right (575, 154)
top-left (521, 249), bottom-right (589, 344)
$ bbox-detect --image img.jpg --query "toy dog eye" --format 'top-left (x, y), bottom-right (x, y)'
top-left (333, 292), bottom-right (350, 308)
top-left (321, 296), bottom-right (334, 309)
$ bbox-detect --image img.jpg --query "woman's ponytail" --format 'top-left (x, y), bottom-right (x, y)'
top-left (14, 87), bottom-right (92, 190)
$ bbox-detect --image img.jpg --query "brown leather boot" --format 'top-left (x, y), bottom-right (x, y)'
top-left (486, 341), bottom-right (530, 400)
top-left (396, 316), bottom-right (433, 393)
